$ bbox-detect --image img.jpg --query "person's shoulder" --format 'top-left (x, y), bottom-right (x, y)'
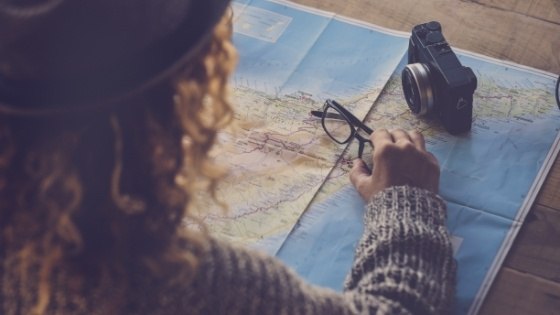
top-left (128, 235), bottom-right (273, 314)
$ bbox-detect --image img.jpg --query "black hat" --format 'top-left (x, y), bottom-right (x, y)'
top-left (0, 0), bottom-right (231, 115)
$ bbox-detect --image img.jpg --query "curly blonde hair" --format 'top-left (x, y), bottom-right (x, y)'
top-left (0, 11), bottom-right (237, 315)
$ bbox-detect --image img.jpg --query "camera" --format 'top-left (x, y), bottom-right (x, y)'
top-left (402, 21), bottom-right (477, 134)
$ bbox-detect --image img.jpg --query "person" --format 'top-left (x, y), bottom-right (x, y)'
top-left (0, 0), bottom-right (456, 314)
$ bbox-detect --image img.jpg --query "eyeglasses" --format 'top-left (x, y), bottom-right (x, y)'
top-left (311, 99), bottom-right (373, 158)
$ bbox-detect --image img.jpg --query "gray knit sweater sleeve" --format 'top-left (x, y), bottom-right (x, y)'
top-left (176, 186), bottom-right (455, 315)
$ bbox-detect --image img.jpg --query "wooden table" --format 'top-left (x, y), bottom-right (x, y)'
top-left (292, 0), bottom-right (560, 313)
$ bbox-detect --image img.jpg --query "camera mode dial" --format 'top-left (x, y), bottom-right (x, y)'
top-left (426, 21), bottom-right (441, 31)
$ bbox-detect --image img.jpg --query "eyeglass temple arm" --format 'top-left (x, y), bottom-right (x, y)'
top-left (328, 99), bottom-right (373, 135)
top-left (358, 140), bottom-right (365, 158)
top-left (310, 110), bottom-right (344, 120)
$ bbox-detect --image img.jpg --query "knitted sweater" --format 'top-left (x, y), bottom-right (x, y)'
top-left (2, 186), bottom-right (456, 314)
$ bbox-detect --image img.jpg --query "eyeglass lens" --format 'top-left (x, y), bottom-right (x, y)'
top-left (322, 106), bottom-right (353, 144)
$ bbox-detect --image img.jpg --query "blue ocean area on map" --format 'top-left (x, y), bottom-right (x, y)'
top-left (230, 1), bottom-right (560, 314)
top-left (435, 114), bottom-right (560, 219)
top-left (233, 1), bottom-right (330, 92)
top-left (280, 19), bottom-right (408, 100)
top-left (233, 0), bottom-right (408, 101)
top-left (277, 186), bottom-right (365, 288)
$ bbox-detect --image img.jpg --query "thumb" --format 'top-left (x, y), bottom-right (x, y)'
top-left (349, 159), bottom-right (371, 189)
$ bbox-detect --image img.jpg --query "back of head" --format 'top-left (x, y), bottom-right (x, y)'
top-left (0, 0), bottom-right (236, 313)
top-left (0, 0), bottom-right (233, 114)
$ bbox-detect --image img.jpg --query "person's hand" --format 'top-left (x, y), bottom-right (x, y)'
top-left (350, 128), bottom-right (440, 201)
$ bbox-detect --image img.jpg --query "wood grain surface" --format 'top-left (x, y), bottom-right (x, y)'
top-left (291, 0), bottom-right (560, 313)
top-left (478, 267), bottom-right (560, 314)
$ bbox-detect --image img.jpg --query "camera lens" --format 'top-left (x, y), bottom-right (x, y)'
top-left (402, 63), bottom-right (434, 116)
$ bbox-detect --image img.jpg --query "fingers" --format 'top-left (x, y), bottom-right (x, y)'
top-left (426, 151), bottom-right (439, 166)
top-left (371, 128), bottom-right (392, 146)
top-left (353, 128), bottom-right (439, 199)
top-left (391, 129), bottom-right (412, 143)
top-left (409, 130), bottom-right (426, 151)
top-left (371, 128), bottom-right (426, 151)
top-left (350, 159), bottom-right (374, 200)
top-left (350, 159), bottom-right (370, 185)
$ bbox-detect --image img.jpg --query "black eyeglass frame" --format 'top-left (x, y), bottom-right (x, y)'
top-left (314, 99), bottom-right (373, 158)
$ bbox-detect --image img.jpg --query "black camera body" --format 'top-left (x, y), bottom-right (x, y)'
top-left (402, 21), bottom-right (477, 134)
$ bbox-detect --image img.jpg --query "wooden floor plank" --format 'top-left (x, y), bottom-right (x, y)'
top-left (536, 156), bottom-right (560, 210)
top-left (505, 204), bottom-right (560, 282)
top-left (478, 267), bottom-right (560, 315)
top-left (469, 0), bottom-right (560, 25)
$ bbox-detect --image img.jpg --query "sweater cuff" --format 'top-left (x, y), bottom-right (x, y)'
top-left (365, 185), bottom-right (447, 230)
